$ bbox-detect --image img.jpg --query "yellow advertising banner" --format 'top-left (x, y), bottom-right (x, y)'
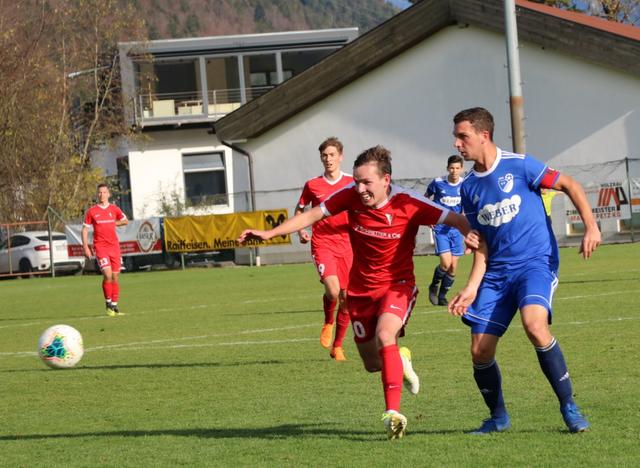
top-left (164, 210), bottom-right (291, 252)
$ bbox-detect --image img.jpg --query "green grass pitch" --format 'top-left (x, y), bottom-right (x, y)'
top-left (1, 243), bottom-right (639, 466)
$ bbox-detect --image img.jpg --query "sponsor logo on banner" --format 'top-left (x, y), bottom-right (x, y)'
top-left (164, 209), bottom-right (291, 252)
top-left (136, 221), bottom-right (157, 253)
top-left (565, 182), bottom-right (630, 222)
top-left (65, 218), bottom-right (162, 257)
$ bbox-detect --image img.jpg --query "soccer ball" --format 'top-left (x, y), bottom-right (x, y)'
top-left (38, 324), bottom-right (84, 369)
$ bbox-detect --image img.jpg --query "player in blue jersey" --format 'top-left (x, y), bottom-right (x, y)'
top-left (425, 155), bottom-right (465, 306)
top-left (448, 107), bottom-right (601, 434)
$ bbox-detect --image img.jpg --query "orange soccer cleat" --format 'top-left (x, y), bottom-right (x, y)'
top-left (330, 346), bottom-right (346, 361)
top-left (320, 323), bottom-right (334, 348)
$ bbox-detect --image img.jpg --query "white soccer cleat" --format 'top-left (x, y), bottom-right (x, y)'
top-left (382, 411), bottom-right (408, 440)
top-left (399, 346), bottom-right (420, 395)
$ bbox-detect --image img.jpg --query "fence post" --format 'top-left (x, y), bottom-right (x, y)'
top-left (626, 157), bottom-right (635, 243)
top-left (47, 207), bottom-right (56, 278)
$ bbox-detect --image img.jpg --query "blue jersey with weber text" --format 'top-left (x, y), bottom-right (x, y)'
top-left (461, 148), bottom-right (559, 270)
top-left (425, 176), bottom-right (463, 234)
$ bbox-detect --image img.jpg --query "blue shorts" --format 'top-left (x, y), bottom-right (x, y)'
top-left (434, 228), bottom-right (464, 256)
top-left (462, 262), bottom-right (558, 336)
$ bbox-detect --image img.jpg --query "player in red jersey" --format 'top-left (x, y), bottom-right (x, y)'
top-left (295, 137), bottom-right (354, 361)
top-left (238, 146), bottom-right (476, 439)
top-left (82, 183), bottom-right (128, 316)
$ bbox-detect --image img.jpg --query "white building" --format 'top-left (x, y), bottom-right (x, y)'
top-left (109, 28), bottom-right (358, 222)
top-left (213, 0), bottom-right (640, 264)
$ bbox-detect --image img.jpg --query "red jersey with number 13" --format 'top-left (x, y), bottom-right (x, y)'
top-left (321, 185), bottom-right (448, 295)
top-left (297, 172), bottom-right (353, 249)
top-left (83, 204), bottom-right (126, 248)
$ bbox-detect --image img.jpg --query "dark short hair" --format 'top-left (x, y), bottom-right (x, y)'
top-left (453, 107), bottom-right (494, 140)
top-left (354, 145), bottom-right (392, 177)
top-left (97, 183), bottom-right (109, 191)
top-left (318, 137), bottom-right (343, 154)
top-left (447, 154), bottom-right (464, 167)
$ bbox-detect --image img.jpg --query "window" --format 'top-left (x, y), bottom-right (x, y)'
top-left (618, 212), bottom-right (640, 232)
top-left (183, 152), bottom-right (228, 206)
top-left (281, 49), bottom-right (334, 77)
top-left (566, 221), bottom-right (601, 236)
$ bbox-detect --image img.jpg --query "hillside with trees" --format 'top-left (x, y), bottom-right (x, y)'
top-left (138, 0), bottom-right (400, 39)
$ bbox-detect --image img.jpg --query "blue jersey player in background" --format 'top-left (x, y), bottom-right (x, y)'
top-left (425, 155), bottom-right (465, 306)
top-left (448, 107), bottom-right (601, 434)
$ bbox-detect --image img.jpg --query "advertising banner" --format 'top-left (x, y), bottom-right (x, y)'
top-left (565, 182), bottom-right (631, 223)
top-left (164, 210), bottom-right (291, 252)
top-left (66, 218), bottom-right (163, 257)
top-left (631, 177), bottom-right (640, 214)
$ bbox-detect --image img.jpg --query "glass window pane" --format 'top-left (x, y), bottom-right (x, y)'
top-left (184, 171), bottom-right (227, 205)
top-left (281, 49), bottom-right (334, 78)
top-left (243, 54), bottom-right (276, 99)
top-left (183, 153), bottom-right (224, 171)
top-left (206, 57), bottom-right (240, 104)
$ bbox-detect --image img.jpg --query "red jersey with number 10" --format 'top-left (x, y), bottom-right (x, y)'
top-left (83, 204), bottom-right (126, 248)
top-left (297, 172), bottom-right (353, 249)
top-left (321, 184), bottom-right (448, 296)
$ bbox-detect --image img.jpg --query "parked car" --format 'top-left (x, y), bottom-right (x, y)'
top-left (0, 231), bottom-right (85, 276)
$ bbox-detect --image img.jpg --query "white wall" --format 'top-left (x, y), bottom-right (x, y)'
top-left (127, 128), bottom-right (234, 219)
top-left (235, 25), bottom-right (639, 263)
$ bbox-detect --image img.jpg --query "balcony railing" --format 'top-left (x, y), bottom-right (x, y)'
top-left (135, 86), bottom-right (274, 125)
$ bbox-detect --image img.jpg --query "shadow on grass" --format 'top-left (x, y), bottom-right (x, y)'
top-left (1, 359), bottom-right (303, 373)
top-left (222, 308), bottom-right (319, 316)
top-left (561, 276), bottom-right (639, 285)
top-left (0, 424), bottom-right (464, 442)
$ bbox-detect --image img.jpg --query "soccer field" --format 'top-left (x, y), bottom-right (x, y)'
top-left (1, 243), bottom-right (638, 466)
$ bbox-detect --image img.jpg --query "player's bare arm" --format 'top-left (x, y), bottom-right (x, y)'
top-left (81, 225), bottom-right (92, 259)
top-left (443, 211), bottom-right (479, 250)
top-left (238, 206), bottom-right (325, 243)
top-left (448, 242), bottom-right (488, 316)
top-left (293, 205), bottom-right (311, 243)
top-left (552, 173), bottom-right (601, 258)
top-left (116, 218), bottom-right (128, 227)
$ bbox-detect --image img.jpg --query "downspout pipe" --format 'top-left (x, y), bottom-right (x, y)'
top-left (219, 138), bottom-right (261, 267)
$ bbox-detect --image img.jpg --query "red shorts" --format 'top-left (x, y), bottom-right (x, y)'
top-left (347, 282), bottom-right (419, 343)
top-left (311, 244), bottom-right (352, 290)
top-left (94, 246), bottom-right (122, 272)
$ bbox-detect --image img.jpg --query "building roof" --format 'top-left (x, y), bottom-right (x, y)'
top-left (214, 0), bottom-right (640, 141)
top-left (120, 28), bottom-right (359, 58)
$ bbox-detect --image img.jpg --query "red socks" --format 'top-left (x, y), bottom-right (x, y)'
top-left (111, 281), bottom-right (120, 303)
top-left (102, 280), bottom-right (113, 302)
top-left (333, 309), bottom-right (350, 347)
top-left (380, 344), bottom-right (403, 412)
top-left (323, 295), bottom-right (337, 324)
top-left (102, 280), bottom-right (119, 303)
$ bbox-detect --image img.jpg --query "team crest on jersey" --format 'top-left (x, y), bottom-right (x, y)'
top-left (385, 213), bottom-right (394, 225)
top-left (498, 173), bottom-right (514, 193)
top-left (477, 195), bottom-right (521, 226)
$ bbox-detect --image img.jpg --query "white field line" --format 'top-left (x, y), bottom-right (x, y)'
top-left (0, 295), bottom-right (320, 331)
top-left (2, 315), bottom-right (637, 359)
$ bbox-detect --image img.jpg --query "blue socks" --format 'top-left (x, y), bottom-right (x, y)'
top-left (536, 337), bottom-right (574, 407)
top-left (430, 266), bottom-right (446, 288)
top-left (439, 273), bottom-right (455, 299)
top-left (473, 360), bottom-right (507, 418)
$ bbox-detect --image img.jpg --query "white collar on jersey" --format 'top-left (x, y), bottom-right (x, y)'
top-left (471, 147), bottom-right (503, 178)
top-left (322, 171), bottom-right (350, 185)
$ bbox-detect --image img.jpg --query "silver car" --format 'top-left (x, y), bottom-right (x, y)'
top-left (0, 231), bottom-right (85, 276)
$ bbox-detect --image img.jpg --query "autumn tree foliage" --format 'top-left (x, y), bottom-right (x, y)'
top-left (0, 0), bottom-right (146, 223)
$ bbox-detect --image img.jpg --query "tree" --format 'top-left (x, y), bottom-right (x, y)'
top-left (529, 0), bottom-right (639, 25)
top-left (0, 0), bottom-right (147, 224)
